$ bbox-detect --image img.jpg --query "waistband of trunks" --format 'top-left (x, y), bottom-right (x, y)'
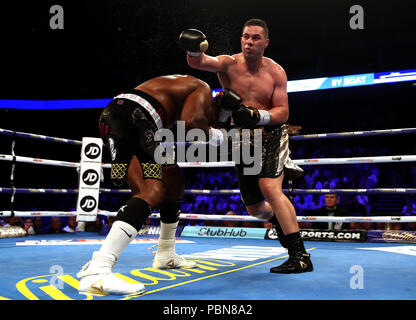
top-left (114, 89), bottom-right (166, 129)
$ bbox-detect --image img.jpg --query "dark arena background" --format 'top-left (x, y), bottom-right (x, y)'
top-left (0, 0), bottom-right (416, 306)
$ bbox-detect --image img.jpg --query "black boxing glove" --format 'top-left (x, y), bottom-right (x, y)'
top-left (232, 104), bottom-right (271, 128)
top-left (214, 88), bottom-right (242, 111)
top-left (214, 88), bottom-right (242, 127)
top-left (178, 29), bottom-right (209, 56)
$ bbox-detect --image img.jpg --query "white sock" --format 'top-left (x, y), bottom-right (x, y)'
top-left (157, 221), bottom-right (178, 253)
top-left (98, 220), bottom-right (138, 260)
top-left (159, 221), bottom-right (179, 240)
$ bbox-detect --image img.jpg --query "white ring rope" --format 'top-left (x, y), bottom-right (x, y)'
top-left (1, 210), bottom-right (415, 223)
top-left (290, 127), bottom-right (416, 141)
top-left (1, 187), bottom-right (416, 195)
top-left (2, 127), bottom-right (415, 145)
top-left (0, 154), bottom-right (79, 168)
top-left (2, 153), bottom-right (416, 169)
top-left (1, 127), bottom-right (415, 226)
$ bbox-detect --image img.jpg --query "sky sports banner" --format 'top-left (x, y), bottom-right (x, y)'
top-left (1, 69), bottom-right (415, 109)
top-left (298, 229), bottom-right (366, 242)
top-left (181, 226), bottom-right (366, 242)
top-left (264, 228), bottom-right (366, 242)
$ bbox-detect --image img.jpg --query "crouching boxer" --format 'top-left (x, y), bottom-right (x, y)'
top-left (77, 74), bottom-right (232, 296)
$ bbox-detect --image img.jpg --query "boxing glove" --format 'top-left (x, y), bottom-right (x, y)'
top-left (214, 88), bottom-right (242, 111)
top-left (178, 29), bottom-right (209, 56)
top-left (232, 104), bottom-right (271, 128)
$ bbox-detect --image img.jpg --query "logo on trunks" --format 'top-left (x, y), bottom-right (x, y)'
top-left (82, 169), bottom-right (99, 185)
top-left (80, 196), bottom-right (97, 212)
top-left (153, 121), bottom-right (262, 175)
top-left (84, 143), bottom-right (101, 159)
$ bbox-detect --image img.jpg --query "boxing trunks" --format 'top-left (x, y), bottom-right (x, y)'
top-left (99, 89), bottom-right (167, 186)
top-left (236, 124), bottom-right (303, 206)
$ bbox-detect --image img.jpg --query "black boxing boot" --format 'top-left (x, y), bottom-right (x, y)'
top-left (270, 232), bottom-right (313, 274)
top-left (268, 215), bottom-right (288, 249)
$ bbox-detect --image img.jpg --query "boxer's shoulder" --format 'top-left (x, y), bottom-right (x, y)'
top-left (263, 58), bottom-right (287, 85)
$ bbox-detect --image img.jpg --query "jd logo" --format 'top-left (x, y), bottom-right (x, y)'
top-left (84, 143), bottom-right (101, 159)
top-left (80, 196), bottom-right (97, 212)
top-left (82, 169), bottom-right (99, 185)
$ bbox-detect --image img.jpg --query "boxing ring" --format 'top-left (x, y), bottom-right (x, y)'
top-left (1, 127), bottom-right (416, 301)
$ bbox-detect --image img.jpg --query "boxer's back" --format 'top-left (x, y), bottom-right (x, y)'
top-left (136, 75), bottom-right (212, 128)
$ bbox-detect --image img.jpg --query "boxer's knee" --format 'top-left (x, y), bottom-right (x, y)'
top-left (246, 201), bottom-right (273, 220)
top-left (259, 176), bottom-right (284, 200)
top-left (132, 181), bottom-right (165, 209)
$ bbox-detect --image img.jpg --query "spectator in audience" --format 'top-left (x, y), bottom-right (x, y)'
top-left (402, 197), bottom-right (416, 230)
top-left (85, 216), bottom-right (105, 232)
top-left (293, 195), bottom-right (311, 216)
top-left (23, 218), bottom-right (36, 235)
top-left (207, 197), bottom-right (226, 215)
top-left (4, 216), bottom-right (25, 229)
top-left (366, 168), bottom-right (379, 188)
top-left (48, 217), bottom-right (66, 234)
top-left (344, 195), bottom-right (373, 230)
top-left (313, 193), bottom-right (351, 230)
top-left (195, 200), bottom-right (208, 214)
top-left (107, 217), bottom-right (117, 226)
top-left (224, 211), bottom-right (241, 227)
top-left (63, 216), bottom-right (77, 232)
top-left (33, 217), bottom-right (48, 234)
top-left (344, 196), bottom-right (367, 216)
top-left (402, 197), bottom-right (416, 216)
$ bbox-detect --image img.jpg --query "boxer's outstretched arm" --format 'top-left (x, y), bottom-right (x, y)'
top-left (187, 54), bottom-right (235, 73)
top-left (179, 28), bottom-right (235, 72)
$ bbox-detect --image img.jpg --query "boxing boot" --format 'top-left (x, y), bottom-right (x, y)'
top-left (152, 239), bottom-right (196, 269)
top-left (77, 251), bottom-right (145, 296)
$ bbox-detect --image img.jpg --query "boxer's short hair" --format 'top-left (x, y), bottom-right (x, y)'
top-left (243, 18), bottom-right (269, 38)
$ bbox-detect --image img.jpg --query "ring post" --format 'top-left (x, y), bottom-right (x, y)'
top-left (76, 137), bottom-right (103, 224)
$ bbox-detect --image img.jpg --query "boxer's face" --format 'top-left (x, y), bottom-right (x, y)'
top-left (325, 194), bottom-right (338, 208)
top-left (241, 26), bottom-right (269, 60)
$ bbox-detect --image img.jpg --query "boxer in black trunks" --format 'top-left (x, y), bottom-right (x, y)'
top-left (179, 19), bottom-right (313, 273)
top-left (77, 75), bottom-right (229, 296)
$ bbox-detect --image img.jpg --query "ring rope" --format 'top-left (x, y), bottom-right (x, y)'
top-left (290, 127), bottom-right (416, 141)
top-left (0, 154), bottom-right (79, 168)
top-left (9, 132), bottom-right (17, 216)
top-left (0, 128), bottom-right (82, 145)
top-left (1, 187), bottom-right (416, 195)
top-left (1, 127), bottom-right (416, 146)
top-left (2, 153), bottom-right (416, 169)
top-left (1, 210), bottom-right (415, 223)
top-left (1, 127), bottom-right (415, 225)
